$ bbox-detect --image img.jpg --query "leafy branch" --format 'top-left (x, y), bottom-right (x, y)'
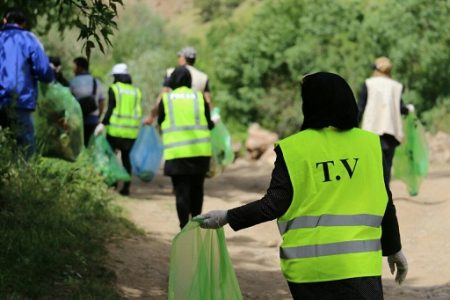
top-left (0, 0), bottom-right (123, 59)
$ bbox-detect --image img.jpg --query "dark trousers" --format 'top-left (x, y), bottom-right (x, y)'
top-left (170, 175), bottom-right (206, 229)
top-left (84, 123), bottom-right (97, 147)
top-left (0, 107), bottom-right (35, 159)
top-left (288, 276), bottom-right (383, 300)
top-left (381, 134), bottom-right (400, 183)
top-left (107, 135), bottom-right (135, 192)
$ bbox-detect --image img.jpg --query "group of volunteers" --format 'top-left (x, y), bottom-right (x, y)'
top-left (1, 7), bottom-right (413, 300)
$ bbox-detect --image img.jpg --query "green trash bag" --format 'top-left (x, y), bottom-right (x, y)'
top-left (35, 83), bottom-right (84, 161)
top-left (207, 107), bottom-right (235, 177)
top-left (393, 112), bottom-right (429, 196)
top-left (169, 220), bottom-right (243, 300)
top-left (88, 134), bottom-right (131, 186)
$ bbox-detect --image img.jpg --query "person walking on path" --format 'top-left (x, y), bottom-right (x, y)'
top-left (159, 66), bottom-right (214, 229)
top-left (0, 7), bottom-right (53, 158)
top-left (69, 56), bottom-right (105, 146)
top-left (144, 47), bottom-right (213, 125)
top-left (94, 63), bottom-right (142, 196)
top-left (359, 56), bottom-right (413, 183)
top-left (198, 72), bottom-right (407, 300)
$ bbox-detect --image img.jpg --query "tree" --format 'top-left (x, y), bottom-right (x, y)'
top-left (194, 0), bottom-right (243, 22)
top-left (0, 0), bottom-right (123, 58)
top-left (207, 0), bottom-right (450, 136)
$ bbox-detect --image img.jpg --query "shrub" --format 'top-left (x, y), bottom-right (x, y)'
top-left (208, 0), bottom-right (450, 136)
top-left (0, 131), bottom-right (132, 298)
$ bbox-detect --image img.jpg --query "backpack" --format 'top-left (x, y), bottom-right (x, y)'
top-left (78, 77), bottom-right (98, 115)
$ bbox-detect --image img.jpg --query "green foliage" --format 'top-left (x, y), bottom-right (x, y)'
top-left (207, 0), bottom-right (450, 136)
top-left (108, 5), bottom-right (183, 110)
top-left (40, 4), bottom-right (182, 114)
top-left (194, 0), bottom-right (243, 22)
top-left (0, 0), bottom-right (123, 58)
top-left (0, 131), bottom-right (133, 298)
top-left (422, 97), bottom-right (450, 134)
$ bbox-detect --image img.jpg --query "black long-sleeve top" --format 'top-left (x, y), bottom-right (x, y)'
top-left (102, 88), bottom-right (116, 126)
top-left (227, 142), bottom-right (402, 256)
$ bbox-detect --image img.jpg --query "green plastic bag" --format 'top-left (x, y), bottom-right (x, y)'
top-left (207, 107), bottom-right (235, 177)
top-left (393, 113), bottom-right (429, 196)
top-left (35, 83), bottom-right (84, 161)
top-left (169, 221), bottom-right (242, 300)
top-left (88, 134), bottom-right (131, 186)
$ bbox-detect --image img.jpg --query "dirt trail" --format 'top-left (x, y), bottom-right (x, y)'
top-left (108, 159), bottom-right (450, 299)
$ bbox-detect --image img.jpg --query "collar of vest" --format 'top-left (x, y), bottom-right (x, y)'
top-left (171, 86), bottom-right (193, 93)
top-left (113, 82), bottom-right (134, 88)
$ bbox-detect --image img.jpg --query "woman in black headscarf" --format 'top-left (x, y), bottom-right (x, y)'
top-left (158, 66), bottom-right (214, 229)
top-left (197, 72), bottom-right (407, 299)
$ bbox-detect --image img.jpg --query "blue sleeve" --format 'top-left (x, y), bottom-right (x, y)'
top-left (29, 34), bottom-right (53, 83)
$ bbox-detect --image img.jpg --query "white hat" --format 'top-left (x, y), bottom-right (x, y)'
top-left (111, 63), bottom-right (129, 75)
top-left (177, 47), bottom-right (196, 59)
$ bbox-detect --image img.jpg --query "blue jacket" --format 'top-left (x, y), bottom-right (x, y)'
top-left (0, 24), bottom-right (53, 110)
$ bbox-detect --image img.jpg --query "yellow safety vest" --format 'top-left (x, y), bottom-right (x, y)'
top-left (278, 127), bottom-right (387, 283)
top-left (107, 82), bottom-right (142, 139)
top-left (161, 86), bottom-right (212, 160)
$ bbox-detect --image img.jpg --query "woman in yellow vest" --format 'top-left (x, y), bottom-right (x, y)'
top-left (158, 66), bottom-right (214, 229)
top-left (197, 73), bottom-right (408, 299)
top-left (95, 63), bottom-right (142, 195)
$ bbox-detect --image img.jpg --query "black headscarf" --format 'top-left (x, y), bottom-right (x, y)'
top-left (300, 72), bottom-right (358, 131)
top-left (168, 66), bottom-right (192, 89)
top-left (113, 74), bottom-right (132, 84)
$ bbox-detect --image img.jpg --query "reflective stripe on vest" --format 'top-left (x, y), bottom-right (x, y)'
top-left (161, 87), bottom-right (211, 160)
top-left (278, 128), bottom-right (387, 283)
top-left (107, 83), bottom-right (142, 139)
top-left (164, 137), bottom-right (211, 149)
top-left (278, 214), bottom-right (383, 235)
top-left (280, 239), bottom-right (381, 259)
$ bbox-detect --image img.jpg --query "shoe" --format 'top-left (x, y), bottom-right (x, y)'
top-left (119, 188), bottom-right (130, 196)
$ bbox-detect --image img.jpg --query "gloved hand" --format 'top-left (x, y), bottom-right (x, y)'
top-left (195, 210), bottom-right (228, 229)
top-left (388, 250), bottom-right (408, 285)
top-left (94, 123), bottom-right (105, 136)
top-left (211, 114), bottom-right (221, 124)
top-left (406, 104), bottom-right (415, 113)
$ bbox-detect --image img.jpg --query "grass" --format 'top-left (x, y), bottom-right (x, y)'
top-left (0, 131), bottom-right (137, 299)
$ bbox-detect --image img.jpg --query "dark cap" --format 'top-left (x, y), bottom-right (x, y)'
top-left (3, 7), bottom-right (26, 24)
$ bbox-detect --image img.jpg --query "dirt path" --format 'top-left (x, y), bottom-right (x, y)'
top-left (108, 159), bottom-right (450, 299)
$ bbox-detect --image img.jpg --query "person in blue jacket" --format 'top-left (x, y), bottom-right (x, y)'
top-left (0, 8), bottom-right (53, 158)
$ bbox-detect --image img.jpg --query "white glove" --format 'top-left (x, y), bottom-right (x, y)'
top-left (406, 104), bottom-right (415, 113)
top-left (94, 123), bottom-right (105, 136)
top-left (388, 250), bottom-right (408, 285)
top-left (211, 114), bottom-right (221, 124)
top-left (196, 210), bottom-right (228, 229)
